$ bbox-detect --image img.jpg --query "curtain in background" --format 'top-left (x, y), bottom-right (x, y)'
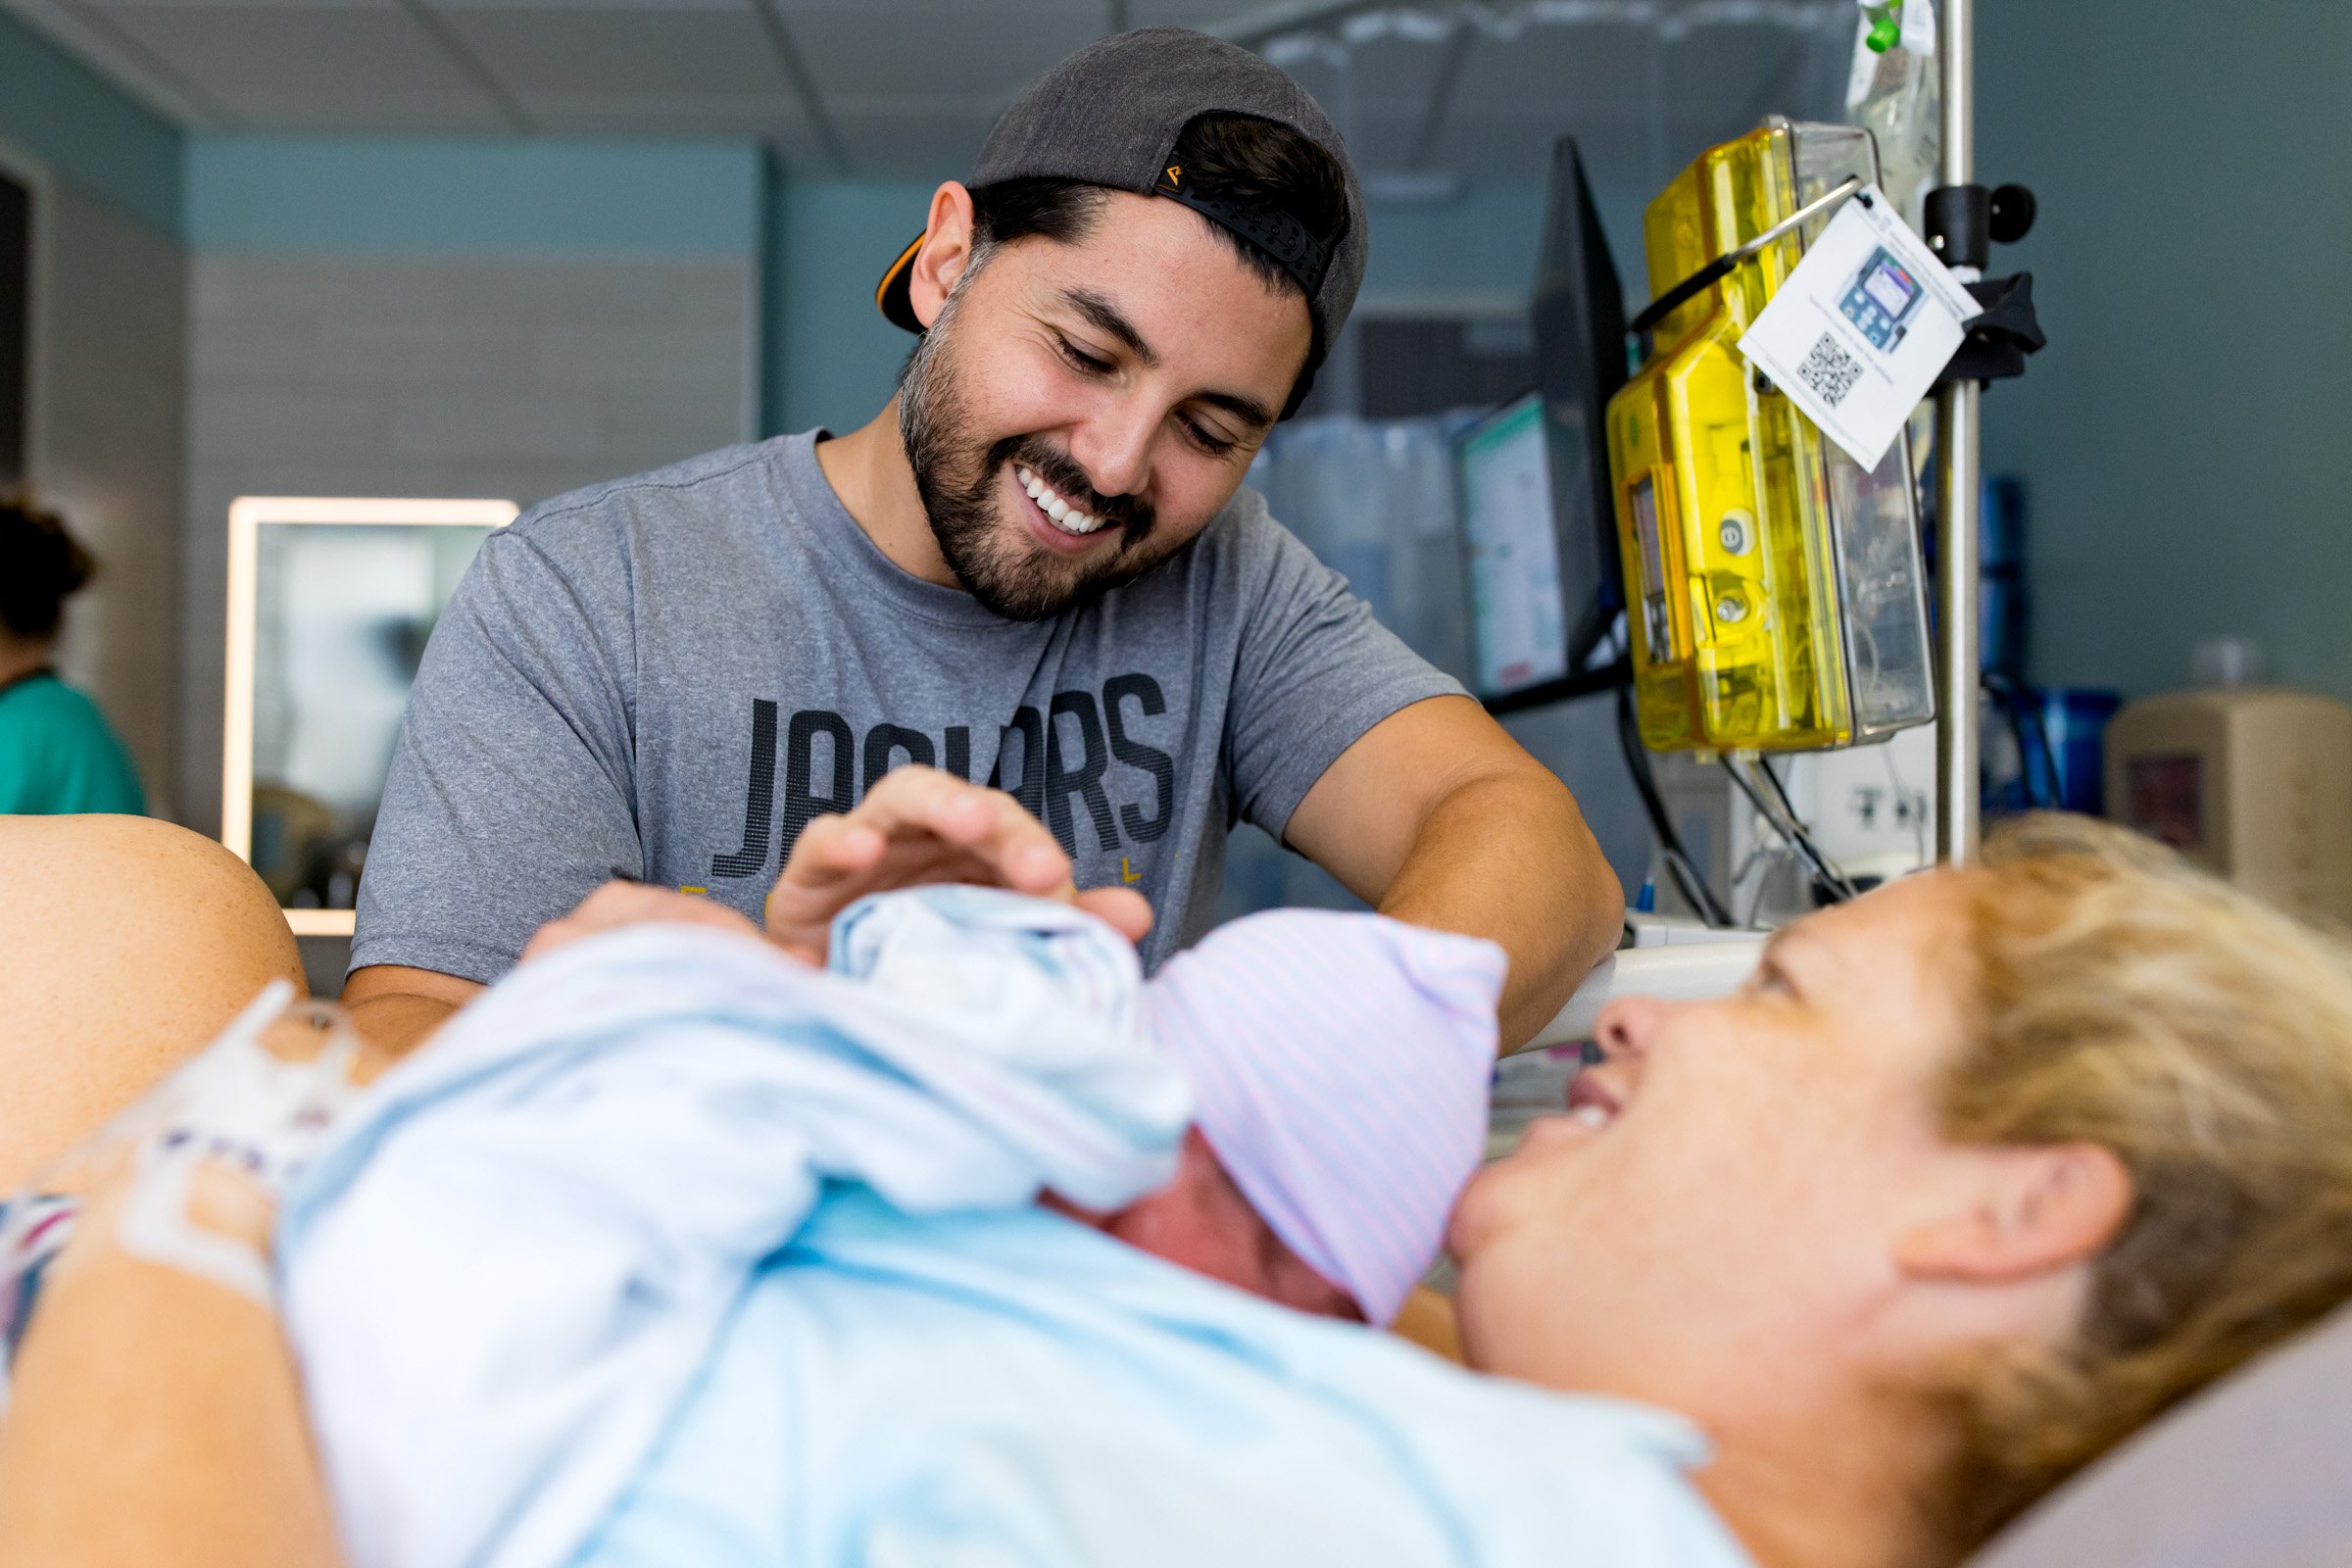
top-left (1216, 413), bottom-right (1478, 921)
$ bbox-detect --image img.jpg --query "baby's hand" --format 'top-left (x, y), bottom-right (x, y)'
top-left (522, 882), bottom-right (770, 965)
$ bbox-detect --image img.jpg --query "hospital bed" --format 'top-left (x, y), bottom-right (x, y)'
top-left (4, 819), bottom-right (2344, 1566)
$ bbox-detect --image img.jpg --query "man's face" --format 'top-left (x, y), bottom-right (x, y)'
top-left (899, 190), bottom-right (1314, 620)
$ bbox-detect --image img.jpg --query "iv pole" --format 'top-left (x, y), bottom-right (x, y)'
top-left (1932, 0), bottom-right (1980, 864)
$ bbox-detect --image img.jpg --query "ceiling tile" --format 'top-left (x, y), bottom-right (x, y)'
top-left (770, 0), bottom-right (1105, 14)
top-left (1127, 0), bottom-right (1250, 24)
top-left (17, 0), bottom-right (1855, 189)
top-left (90, 3), bottom-right (513, 128)
top-left (434, 8), bottom-right (795, 96)
top-left (0, 0), bottom-right (227, 122)
top-left (820, 106), bottom-right (990, 180)
top-left (514, 90), bottom-right (810, 135)
top-left (430, 0), bottom-right (749, 10)
top-left (89, 0), bottom-right (403, 10)
top-left (785, 7), bottom-right (1103, 100)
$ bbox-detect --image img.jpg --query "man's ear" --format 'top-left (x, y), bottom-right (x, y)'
top-left (906, 182), bottom-right (978, 330)
top-left (1893, 1142), bottom-right (2132, 1285)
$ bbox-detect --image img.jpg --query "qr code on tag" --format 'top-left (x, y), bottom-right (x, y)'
top-left (1794, 330), bottom-right (1864, 408)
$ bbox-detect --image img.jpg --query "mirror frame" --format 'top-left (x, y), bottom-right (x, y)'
top-left (221, 495), bottom-right (518, 935)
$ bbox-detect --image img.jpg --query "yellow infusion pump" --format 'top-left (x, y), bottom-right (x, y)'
top-left (1606, 118), bottom-right (1935, 754)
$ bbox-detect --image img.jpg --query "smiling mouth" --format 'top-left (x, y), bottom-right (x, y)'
top-left (1563, 1073), bottom-right (1622, 1131)
top-left (1016, 464), bottom-right (1109, 537)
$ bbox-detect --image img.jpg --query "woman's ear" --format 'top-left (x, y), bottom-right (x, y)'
top-left (1893, 1142), bottom-right (2132, 1285)
top-left (906, 182), bottom-right (978, 330)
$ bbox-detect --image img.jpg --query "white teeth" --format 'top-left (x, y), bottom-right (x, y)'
top-left (1569, 1103), bottom-right (1610, 1130)
top-left (1017, 465), bottom-right (1106, 535)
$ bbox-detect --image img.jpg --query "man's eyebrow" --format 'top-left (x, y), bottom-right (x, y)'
top-left (1061, 287), bottom-right (1157, 368)
top-left (1195, 389), bottom-right (1276, 432)
top-left (1057, 286), bottom-right (1276, 433)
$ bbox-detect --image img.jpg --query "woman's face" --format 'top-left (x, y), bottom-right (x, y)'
top-left (1448, 872), bottom-right (1976, 1416)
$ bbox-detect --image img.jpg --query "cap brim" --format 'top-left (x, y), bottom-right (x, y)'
top-left (875, 231), bottom-right (927, 333)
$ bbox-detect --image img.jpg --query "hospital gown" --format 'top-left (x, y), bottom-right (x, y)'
top-left (276, 889), bottom-right (1750, 1568)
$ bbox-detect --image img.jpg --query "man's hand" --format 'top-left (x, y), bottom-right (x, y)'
top-left (763, 765), bottom-right (1152, 965)
top-left (1282, 696), bottom-right (1623, 1052)
top-left (521, 881), bottom-right (767, 965)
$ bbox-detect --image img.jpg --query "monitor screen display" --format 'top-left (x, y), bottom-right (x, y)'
top-left (1461, 393), bottom-right (1569, 698)
top-left (1863, 256), bottom-right (1918, 317)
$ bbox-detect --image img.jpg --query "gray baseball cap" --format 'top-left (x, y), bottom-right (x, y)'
top-left (874, 27), bottom-right (1367, 364)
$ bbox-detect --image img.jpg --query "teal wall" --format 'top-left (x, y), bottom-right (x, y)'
top-left (186, 137), bottom-right (762, 255)
top-left (0, 9), bottom-right (181, 232)
top-left (1361, 183), bottom-right (1547, 298)
top-left (764, 172), bottom-right (935, 437)
top-left (1358, 180), bottom-right (1651, 304)
top-left (1979, 0), bottom-right (2352, 705)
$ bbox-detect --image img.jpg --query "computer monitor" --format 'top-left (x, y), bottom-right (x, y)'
top-left (1460, 392), bottom-right (1569, 702)
top-left (1463, 137), bottom-right (1630, 711)
top-left (1531, 137), bottom-right (1629, 633)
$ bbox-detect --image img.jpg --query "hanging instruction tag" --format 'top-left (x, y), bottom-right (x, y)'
top-left (1737, 185), bottom-right (1974, 470)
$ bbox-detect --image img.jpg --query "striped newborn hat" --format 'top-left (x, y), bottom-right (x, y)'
top-left (1145, 910), bottom-right (1507, 1325)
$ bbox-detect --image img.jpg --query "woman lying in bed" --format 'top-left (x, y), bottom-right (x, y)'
top-left (6, 812), bottom-right (2352, 1567)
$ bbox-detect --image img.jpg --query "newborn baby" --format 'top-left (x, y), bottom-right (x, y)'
top-left (1062, 906), bottom-right (1504, 1325)
top-left (765, 878), bottom-right (1504, 1327)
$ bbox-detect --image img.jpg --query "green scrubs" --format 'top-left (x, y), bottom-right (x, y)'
top-left (0, 668), bottom-right (145, 815)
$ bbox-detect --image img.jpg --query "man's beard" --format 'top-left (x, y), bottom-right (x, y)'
top-left (898, 296), bottom-right (1174, 622)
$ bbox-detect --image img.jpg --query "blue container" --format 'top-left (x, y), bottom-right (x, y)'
top-left (1985, 684), bottom-right (2122, 816)
top-left (1979, 475), bottom-right (2028, 680)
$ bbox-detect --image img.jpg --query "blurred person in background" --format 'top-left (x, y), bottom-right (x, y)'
top-left (0, 500), bottom-right (144, 816)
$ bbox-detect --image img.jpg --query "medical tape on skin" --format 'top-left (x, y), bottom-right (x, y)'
top-left (2, 978), bottom-right (370, 1316)
top-left (115, 1141), bottom-right (277, 1308)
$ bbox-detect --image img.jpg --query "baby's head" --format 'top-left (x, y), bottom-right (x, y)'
top-left (1063, 910), bottom-right (1505, 1324)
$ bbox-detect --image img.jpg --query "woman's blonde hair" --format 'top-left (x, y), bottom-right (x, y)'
top-left (1932, 812), bottom-right (2352, 1545)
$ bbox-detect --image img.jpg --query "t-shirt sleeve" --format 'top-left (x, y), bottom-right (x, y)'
top-left (351, 523), bottom-right (643, 985)
top-left (1223, 511), bottom-right (1469, 842)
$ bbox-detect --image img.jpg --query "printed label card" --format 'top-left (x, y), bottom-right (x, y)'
top-left (1737, 184), bottom-right (1976, 469)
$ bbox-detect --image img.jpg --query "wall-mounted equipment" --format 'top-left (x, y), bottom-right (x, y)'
top-left (2106, 684), bottom-right (2352, 926)
top-left (1606, 117), bottom-right (1936, 755)
top-left (222, 497), bottom-right (515, 936)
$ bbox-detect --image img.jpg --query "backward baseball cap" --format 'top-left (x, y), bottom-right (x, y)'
top-left (873, 27), bottom-right (1368, 387)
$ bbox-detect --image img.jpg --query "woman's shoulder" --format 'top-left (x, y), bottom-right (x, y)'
top-left (0, 670), bottom-right (103, 723)
top-left (0, 673), bottom-right (146, 812)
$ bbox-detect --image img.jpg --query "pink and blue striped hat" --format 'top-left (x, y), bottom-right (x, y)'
top-left (1145, 910), bottom-right (1506, 1325)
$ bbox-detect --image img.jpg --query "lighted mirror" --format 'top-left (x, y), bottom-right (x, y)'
top-left (222, 497), bottom-right (517, 936)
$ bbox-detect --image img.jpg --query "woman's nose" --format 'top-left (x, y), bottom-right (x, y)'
top-left (1592, 995), bottom-right (1666, 1061)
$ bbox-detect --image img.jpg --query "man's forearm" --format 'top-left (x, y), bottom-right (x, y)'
top-left (0, 1248), bottom-right (344, 1568)
top-left (342, 991), bottom-right (463, 1055)
top-left (338, 964), bottom-right (485, 1057)
top-left (1375, 771), bottom-right (1623, 1051)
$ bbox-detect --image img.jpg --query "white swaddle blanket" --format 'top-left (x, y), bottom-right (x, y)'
top-left (281, 889), bottom-right (1192, 1568)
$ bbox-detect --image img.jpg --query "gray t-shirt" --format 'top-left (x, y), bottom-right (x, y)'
top-left (353, 432), bottom-right (1463, 982)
